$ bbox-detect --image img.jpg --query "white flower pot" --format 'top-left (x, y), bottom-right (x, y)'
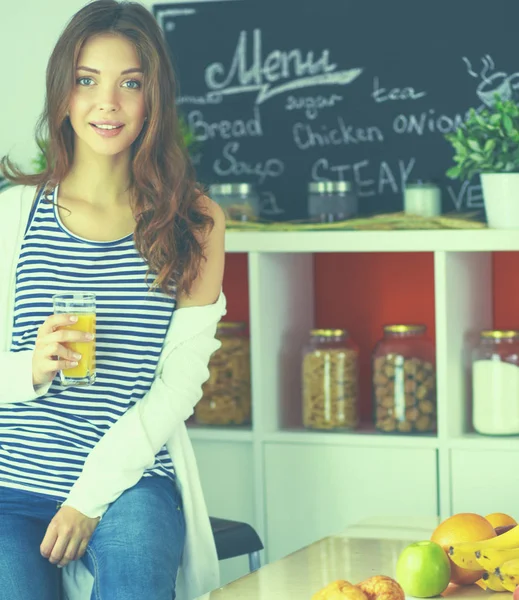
top-left (480, 172), bottom-right (519, 229)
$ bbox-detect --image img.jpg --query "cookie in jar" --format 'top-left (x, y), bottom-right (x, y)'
top-left (372, 324), bottom-right (436, 434)
top-left (302, 329), bottom-right (360, 431)
top-left (194, 321), bottom-right (252, 426)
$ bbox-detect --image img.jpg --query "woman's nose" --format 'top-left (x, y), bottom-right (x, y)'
top-left (96, 86), bottom-right (120, 111)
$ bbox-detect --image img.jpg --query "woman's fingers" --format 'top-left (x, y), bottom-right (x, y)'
top-left (37, 314), bottom-right (79, 338)
top-left (58, 536), bottom-right (83, 568)
top-left (40, 524), bottom-right (59, 561)
top-left (32, 314), bottom-right (93, 387)
top-left (74, 538), bottom-right (90, 561)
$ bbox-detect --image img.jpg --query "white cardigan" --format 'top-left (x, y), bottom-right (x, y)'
top-left (0, 184), bottom-right (224, 600)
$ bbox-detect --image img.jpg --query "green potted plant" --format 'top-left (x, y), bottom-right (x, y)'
top-left (31, 137), bottom-right (49, 173)
top-left (445, 94), bottom-right (519, 228)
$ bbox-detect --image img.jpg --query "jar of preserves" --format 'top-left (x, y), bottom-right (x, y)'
top-left (209, 183), bottom-right (260, 221)
top-left (403, 182), bottom-right (441, 217)
top-left (194, 321), bottom-right (252, 426)
top-left (307, 181), bottom-right (358, 223)
top-left (472, 330), bottom-right (519, 436)
top-left (372, 324), bottom-right (436, 434)
top-left (302, 329), bottom-right (359, 431)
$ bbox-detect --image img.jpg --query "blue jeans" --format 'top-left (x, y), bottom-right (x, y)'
top-left (0, 476), bottom-right (186, 600)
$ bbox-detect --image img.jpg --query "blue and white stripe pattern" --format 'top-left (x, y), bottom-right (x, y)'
top-left (1, 185), bottom-right (177, 501)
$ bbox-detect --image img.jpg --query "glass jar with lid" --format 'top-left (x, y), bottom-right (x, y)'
top-left (209, 183), bottom-right (260, 221)
top-left (372, 324), bottom-right (436, 434)
top-left (194, 321), bottom-right (252, 426)
top-left (404, 182), bottom-right (441, 217)
top-left (472, 330), bottom-right (519, 436)
top-left (302, 329), bottom-right (360, 431)
top-left (307, 181), bottom-right (358, 223)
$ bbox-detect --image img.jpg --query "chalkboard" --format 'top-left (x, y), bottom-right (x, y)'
top-left (153, 0), bottom-right (519, 221)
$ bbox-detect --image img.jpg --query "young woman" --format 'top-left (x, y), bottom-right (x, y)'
top-left (0, 1), bottom-right (226, 599)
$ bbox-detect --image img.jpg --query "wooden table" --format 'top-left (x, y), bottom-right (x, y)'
top-left (196, 516), bottom-right (497, 599)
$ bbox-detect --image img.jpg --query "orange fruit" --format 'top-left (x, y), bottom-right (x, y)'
top-left (485, 513), bottom-right (518, 528)
top-left (431, 513), bottom-right (496, 585)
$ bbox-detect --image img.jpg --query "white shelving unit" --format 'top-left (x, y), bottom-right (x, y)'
top-left (188, 230), bottom-right (519, 586)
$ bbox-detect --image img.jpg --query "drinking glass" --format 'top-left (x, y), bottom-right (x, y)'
top-left (52, 292), bottom-right (96, 386)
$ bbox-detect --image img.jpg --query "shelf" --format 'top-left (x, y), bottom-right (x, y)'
top-left (448, 433), bottom-right (519, 452)
top-left (186, 424), bottom-right (254, 443)
top-left (189, 236), bottom-right (519, 570)
top-left (225, 230), bottom-right (519, 253)
top-left (263, 426), bottom-right (439, 449)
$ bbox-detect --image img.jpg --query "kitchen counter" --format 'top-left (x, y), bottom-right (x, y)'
top-left (197, 516), bottom-right (498, 599)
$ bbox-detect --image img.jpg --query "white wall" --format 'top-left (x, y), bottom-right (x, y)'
top-left (1, 1), bottom-right (88, 170)
top-left (0, 0), bottom-right (213, 172)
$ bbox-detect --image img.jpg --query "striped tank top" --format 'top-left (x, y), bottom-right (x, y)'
top-left (1, 184), bottom-right (177, 501)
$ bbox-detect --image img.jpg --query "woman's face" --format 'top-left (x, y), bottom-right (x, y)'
top-left (68, 33), bottom-right (147, 158)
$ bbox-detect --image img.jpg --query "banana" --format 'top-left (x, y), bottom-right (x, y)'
top-left (476, 548), bottom-right (519, 573)
top-left (495, 576), bottom-right (516, 593)
top-left (496, 558), bottom-right (519, 593)
top-left (448, 525), bottom-right (519, 571)
top-left (482, 571), bottom-right (509, 592)
top-left (477, 578), bottom-right (488, 591)
top-left (448, 547), bottom-right (484, 571)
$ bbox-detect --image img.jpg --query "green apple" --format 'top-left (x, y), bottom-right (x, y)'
top-left (396, 540), bottom-right (451, 598)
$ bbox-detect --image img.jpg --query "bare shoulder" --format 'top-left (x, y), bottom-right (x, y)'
top-left (177, 195), bottom-right (226, 308)
top-left (196, 194), bottom-right (226, 239)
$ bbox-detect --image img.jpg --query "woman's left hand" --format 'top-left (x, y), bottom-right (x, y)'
top-left (40, 506), bottom-right (100, 568)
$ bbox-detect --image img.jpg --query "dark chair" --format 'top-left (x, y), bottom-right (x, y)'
top-left (210, 516), bottom-right (264, 572)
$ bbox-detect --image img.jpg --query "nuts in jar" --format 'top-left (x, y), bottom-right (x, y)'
top-left (195, 322), bottom-right (251, 426)
top-left (302, 329), bottom-right (359, 431)
top-left (209, 183), bottom-right (260, 222)
top-left (372, 324), bottom-right (436, 434)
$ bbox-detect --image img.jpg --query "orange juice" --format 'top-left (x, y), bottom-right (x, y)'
top-left (61, 313), bottom-right (96, 378)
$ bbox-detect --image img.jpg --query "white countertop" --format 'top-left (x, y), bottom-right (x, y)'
top-left (197, 516), bottom-right (499, 600)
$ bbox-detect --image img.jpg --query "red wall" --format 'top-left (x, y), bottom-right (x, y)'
top-left (221, 253), bottom-right (250, 324)
top-left (223, 251), bottom-right (518, 422)
top-left (494, 253), bottom-right (519, 329)
top-left (313, 253), bottom-right (435, 420)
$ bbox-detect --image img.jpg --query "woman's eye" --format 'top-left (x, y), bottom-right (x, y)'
top-left (75, 77), bottom-right (141, 89)
top-left (124, 80), bottom-right (142, 89)
top-left (76, 77), bottom-right (93, 86)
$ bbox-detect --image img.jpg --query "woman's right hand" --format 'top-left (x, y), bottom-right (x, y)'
top-left (32, 315), bottom-right (93, 388)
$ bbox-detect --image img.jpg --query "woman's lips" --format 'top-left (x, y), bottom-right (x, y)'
top-left (90, 123), bottom-right (125, 137)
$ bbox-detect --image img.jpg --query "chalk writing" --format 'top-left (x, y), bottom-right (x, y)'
top-left (177, 95), bottom-right (223, 106)
top-left (293, 118), bottom-right (384, 150)
top-left (213, 141), bottom-right (285, 184)
top-left (191, 152), bottom-right (202, 166)
top-left (447, 181), bottom-right (484, 210)
top-left (372, 76), bottom-right (427, 103)
top-left (155, 8), bottom-right (196, 34)
top-left (393, 109), bottom-right (469, 136)
top-left (155, 0), bottom-right (516, 219)
top-left (260, 191), bottom-right (285, 216)
top-left (312, 157), bottom-right (416, 198)
top-left (463, 55), bottom-right (519, 107)
top-left (187, 107), bottom-right (263, 141)
top-left (285, 94), bottom-right (343, 119)
top-left (204, 29), bottom-right (363, 105)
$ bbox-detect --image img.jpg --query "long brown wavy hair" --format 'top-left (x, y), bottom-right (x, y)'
top-left (0, 0), bottom-right (213, 299)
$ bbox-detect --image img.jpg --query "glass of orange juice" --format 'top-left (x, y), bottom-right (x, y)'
top-left (52, 292), bottom-right (96, 386)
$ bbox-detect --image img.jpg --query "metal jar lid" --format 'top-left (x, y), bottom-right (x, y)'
top-left (384, 324), bottom-right (426, 334)
top-left (308, 181), bottom-right (353, 193)
top-left (480, 330), bottom-right (519, 339)
top-left (209, 183), bottom-right (256, 195)
top-left (310, 328), bottom-right (349, 337)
